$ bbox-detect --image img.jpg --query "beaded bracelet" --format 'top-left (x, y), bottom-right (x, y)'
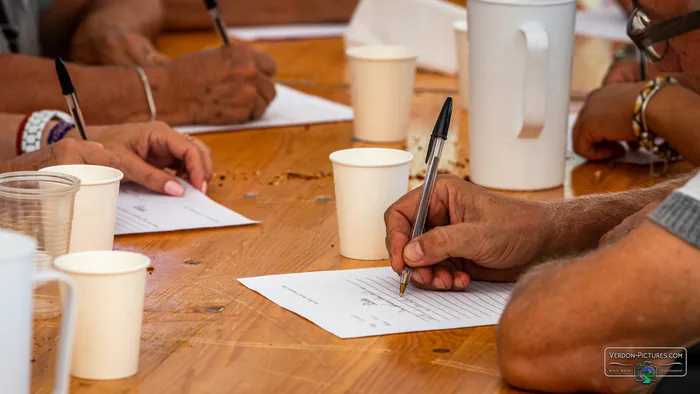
top-left (47, 120), bottom-right (76, 145)
top-left (632, 76), bottom-right (682, 175)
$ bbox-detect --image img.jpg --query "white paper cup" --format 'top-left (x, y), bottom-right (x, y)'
top-left (40, 165), bottom-right (123, 252)
top-left (54, 251), bottom-right (150, 380)
top-left (453, 19), bottom-right (469, 110)
top-left (346, 45), bottom-right (417, 142)
top-left (330, 148), bottom-right (413, 260)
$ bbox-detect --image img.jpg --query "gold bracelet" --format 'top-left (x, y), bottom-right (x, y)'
top-left (632, 76), bottom-right (682, 175)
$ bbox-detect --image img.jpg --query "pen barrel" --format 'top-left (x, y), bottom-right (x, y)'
top-left (64, 94), bottom-right (88, 140)
top-left (410, 138), bottom-right (445, 240)
top-left (209, 9), bottom-right (231, 46)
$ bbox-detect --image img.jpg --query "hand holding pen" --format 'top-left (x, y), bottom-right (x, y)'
top-left (399, 97), bottom-right (452, 296)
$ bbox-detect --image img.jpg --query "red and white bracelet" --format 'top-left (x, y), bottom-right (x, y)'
top-left (17, 110), bottom-right (73, 155)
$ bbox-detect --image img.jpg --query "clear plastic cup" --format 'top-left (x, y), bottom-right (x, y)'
top-left (0, 171), bottom-right (80, 319)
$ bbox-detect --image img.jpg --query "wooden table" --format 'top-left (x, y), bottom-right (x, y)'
top-left (31, 32), bottom-right (694, 394)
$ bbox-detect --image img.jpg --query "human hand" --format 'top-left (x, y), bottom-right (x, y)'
top-left (150, 43), bottom-right (277, 126)
top-left (603, 58), bottom-right (644, 85)
top-left (599, 201), bottom-right (660, 247)
top-left (0, 139), bottom-right (120, 173)
top-left (384, 175), bottom-right (551, 291)
top-left (71, 28), bottom-right (169, 66)
top-left (77, 121), bottom-right (213, 196)
top-left (572, 82), bottom-right (645, 161)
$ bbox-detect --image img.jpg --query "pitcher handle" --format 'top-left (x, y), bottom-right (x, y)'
top-left (34, 270), bottom-right (77, 394)
top-left (518, 24), bottom-right (549, 139)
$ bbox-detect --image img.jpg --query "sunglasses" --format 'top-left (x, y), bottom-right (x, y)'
top-left (627, 0), bottom-right (700, 61)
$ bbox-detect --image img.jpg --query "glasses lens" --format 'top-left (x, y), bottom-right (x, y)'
top-left (647, 40), bottom-right (669, 60)
top-left (629, 9), bottom-right (650, 35)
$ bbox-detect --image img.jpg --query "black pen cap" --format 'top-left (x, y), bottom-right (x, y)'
top-left (54, 58), bottom-right (74, 96)
top-left (203, 0), bottom-right (218, 10)
top-left (431, 97), bottom-right (452, 140)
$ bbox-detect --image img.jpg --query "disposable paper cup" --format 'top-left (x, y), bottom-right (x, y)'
top-left (330, 148), bottom-right (413, 260)
top-left (346, 45), bottom-right (417, 142)
top-left (54, 251), bottom-right (150, 380)
top-left (453, 20), bottom-right (469, 110)
top-left (40, 165), bottom-right (123, 252)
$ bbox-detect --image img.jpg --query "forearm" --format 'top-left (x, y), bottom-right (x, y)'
top-left (0, 114), bottom-right (28, 160)
top-left (163, 0), bottom-right (359, 31)
top-left (646, 85), bottom-right (700, 164)
top-left (0, 54), bottom-right (159, 125)
top-left (499, 223), bottom-right (700, 393)
top-left (539, 174), bottom-right (693, 259)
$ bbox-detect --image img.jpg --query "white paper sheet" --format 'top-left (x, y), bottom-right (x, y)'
top-left (115, 180), bottom-right (257, 235)
top-left (228, 24), bottom-right (347, 41)
top-left (575, 9), bottom-right (630, 42)
top-left (567, 112), bottom-right (662, 164)
top-left (239, 267), bottom-right (513, 338)
top-left (174, 84), bottom-right (353, 135)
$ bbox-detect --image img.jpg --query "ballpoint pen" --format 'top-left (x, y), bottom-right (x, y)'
top-left (54, 58), bottom-right (88, 140)
top-left (204, 0), bottom-right (231, 46)
top-left (399, 97), bottom-right (453, 297)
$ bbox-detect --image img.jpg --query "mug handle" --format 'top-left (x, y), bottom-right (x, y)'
top-left (517, 24), bottom-right (549, 139)
top-left (34, 270), bottom-right (77, 394)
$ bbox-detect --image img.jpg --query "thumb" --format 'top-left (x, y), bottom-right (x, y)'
top-left (403, 223), bottom-right (473, 267)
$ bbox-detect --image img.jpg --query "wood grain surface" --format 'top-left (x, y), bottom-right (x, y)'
top-left (30, 26), bottom-right (694, 394)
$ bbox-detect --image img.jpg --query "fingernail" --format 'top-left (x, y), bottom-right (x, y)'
top-left (404, 242), bottom-right (424, 262)
top-left (164, 181), bottom-right (184, 197)
top-left (436, 278), bottom-right (448, 290)
top-left (413, 274), bottom-right (424, 284)
top-left (455, 278), bottom-right (465, 289)
top-left (201, 182), bottom-right (208, 194)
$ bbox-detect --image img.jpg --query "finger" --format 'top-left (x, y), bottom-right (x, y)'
top-left (572, 119), bottom-right (627, 160)
top-left (403, 223), bottom-right (477, 268)
top-left (147, 126), bottom-right (208, 191)
top-left (127, 37), bottom-right (169, 66)
top-left (255, 72), bottom-right (277, 104)
top-left (117, 151), bottom-right (184, 196)
top-left (410, 267), bottom-right (435, 288)
top-left (587, 141), bottom-right (628, 161)
top-left (254, 51), bottom-right (277, 77)
top-left (251, 94), bottom-right (268, 120)
top-left (191, 138), bottom-right (213, 183)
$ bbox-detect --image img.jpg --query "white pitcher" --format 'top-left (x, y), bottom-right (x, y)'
top-left (0, 231), bottom-right (77, 394)
top-left (467, 0), bottom-right (576, 190)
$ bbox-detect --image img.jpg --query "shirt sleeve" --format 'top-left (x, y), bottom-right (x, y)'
top-left (649, 173), bottom-right (700, 248)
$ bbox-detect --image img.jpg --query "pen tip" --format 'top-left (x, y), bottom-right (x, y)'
top-left (54, 58), bottom-right (74, 95)
top-left (203, 0), bottom-right (217, 9)
top-left (399, 283), bottom-right (407, 297)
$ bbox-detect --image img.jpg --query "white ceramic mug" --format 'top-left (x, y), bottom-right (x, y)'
top-left (467, 0), bottom-right (576, 190)
top-left (0, 230), bottom-right (77, 394)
